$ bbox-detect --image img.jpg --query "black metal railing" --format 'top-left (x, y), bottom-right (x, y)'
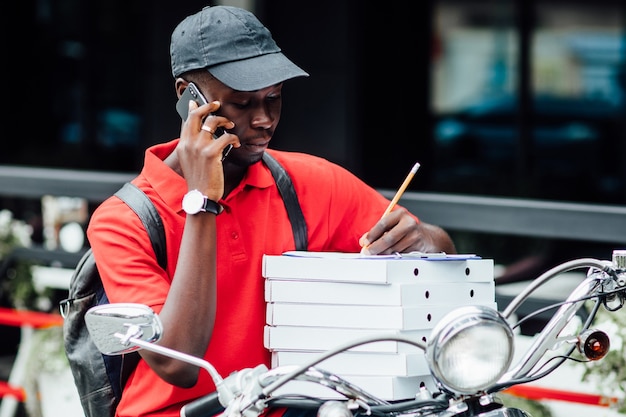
top-left (2, 165), bottom-right (624, 245)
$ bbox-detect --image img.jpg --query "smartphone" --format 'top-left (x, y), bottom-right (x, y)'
top-left (176, 82), bottom-right (232, 159)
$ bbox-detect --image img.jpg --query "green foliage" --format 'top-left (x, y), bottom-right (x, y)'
top-left (0, 209), bottom-right (51, 310)
top-left (577, 306), bottom-right (626, 412)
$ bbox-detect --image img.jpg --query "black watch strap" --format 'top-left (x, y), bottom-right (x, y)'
top-left (202, 198), bottom-right (223, 215)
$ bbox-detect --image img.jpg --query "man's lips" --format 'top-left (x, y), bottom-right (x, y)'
top-left (241, 138), bottom-right (270, 150)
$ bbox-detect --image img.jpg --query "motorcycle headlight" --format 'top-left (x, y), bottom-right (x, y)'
top-left (426, 305), bottom-right (514, 395)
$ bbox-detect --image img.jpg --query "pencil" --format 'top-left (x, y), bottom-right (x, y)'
top-left (360, 162), bottom-right (420, 254)
top-left (380, 162), bottom-right (420, 219)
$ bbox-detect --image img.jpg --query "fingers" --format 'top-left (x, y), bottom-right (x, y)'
top-left (177, 101), bottom-right (238, 195)
top-left (360, 210), bottom-right (420, 255)
top-left (200, 116), bottom-right (236, 139)
top-left (359, 210), bottom-right (402, 255)
top-left (185, 100), bottom-right (233, 136)
top-left (181, 100), bottom-right (238, 157)
top-left (185, 99), bottom-right (217, 127)
top-left (201, 125), bottom-right (216, 135)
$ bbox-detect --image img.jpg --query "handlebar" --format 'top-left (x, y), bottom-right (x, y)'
top-left (181, 391), bottom-right (224, 417)
top-left (85, 250), bottom-right (626, 417)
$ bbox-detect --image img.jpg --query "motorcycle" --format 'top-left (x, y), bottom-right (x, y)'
top-left (84, 250), bottom-right (626, 417)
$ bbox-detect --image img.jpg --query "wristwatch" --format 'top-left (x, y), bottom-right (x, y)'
top-left (182, 189), bottom-right (223, 215)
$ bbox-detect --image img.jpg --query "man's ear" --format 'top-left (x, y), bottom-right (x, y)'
top-left (175, 78), bottom-right (189, 98)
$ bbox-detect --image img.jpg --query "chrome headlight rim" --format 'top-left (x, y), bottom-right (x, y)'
top-left (426, 305), bottom-right (514, 395)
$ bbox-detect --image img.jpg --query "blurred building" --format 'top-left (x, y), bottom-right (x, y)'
top-left (4, 0), bottom-right (625, 204)
top-left (1, 0), bottom-right (625, 269)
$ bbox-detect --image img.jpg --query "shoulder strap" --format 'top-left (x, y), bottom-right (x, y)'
top-left (114, 182), bottom-right (167, 269)
top-left (112, 162), bottom-right (305, 259)
top-left (262, 153), bottom-right (308, 251)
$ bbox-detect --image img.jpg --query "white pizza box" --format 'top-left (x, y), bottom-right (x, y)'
top-left (266, 301), bottom-right (498, 330)
top-left (265, 279), bottom-right (495, 306)
top-left (271, 350), bottom-right (429, 377)
top-left (263, 325), bottom-right (429, 353)
top-left (262, 252), bottom-right (493, 284)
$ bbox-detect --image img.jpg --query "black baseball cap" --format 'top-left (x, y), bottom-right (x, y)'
top-left (170, 6), bottom-right (309, 91)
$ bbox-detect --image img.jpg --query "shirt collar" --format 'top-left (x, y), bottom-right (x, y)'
top-left (140, 139), bottom-right (276, 210)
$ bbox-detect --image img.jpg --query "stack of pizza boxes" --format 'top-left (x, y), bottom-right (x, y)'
top-left (262, 251), bottom-right (496, 400)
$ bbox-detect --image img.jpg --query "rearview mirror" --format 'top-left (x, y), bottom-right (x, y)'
top-left (85, 303), bottom-right (162, 355)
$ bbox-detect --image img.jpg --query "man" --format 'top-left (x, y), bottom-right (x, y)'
top-left (87, 5), bottom-right (456, 416)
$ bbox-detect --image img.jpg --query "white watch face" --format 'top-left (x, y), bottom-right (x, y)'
top-left (182, 189), bottom-right (205, 214)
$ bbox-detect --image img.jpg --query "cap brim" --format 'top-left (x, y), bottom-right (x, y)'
top-left (208, 52), bottom-right (309, 91)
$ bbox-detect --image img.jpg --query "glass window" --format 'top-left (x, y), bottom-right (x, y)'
top-left (5, 0), bottom-right (185, 173)
top-left (431, 0), bottom-right (625, 204)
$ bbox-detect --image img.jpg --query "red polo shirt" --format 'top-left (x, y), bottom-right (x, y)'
top-left (87, 139), bottom-right (416, 416)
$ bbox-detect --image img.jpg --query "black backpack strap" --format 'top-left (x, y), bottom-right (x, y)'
top-left (106, 182), bottom-right (167, 401)
top-left (262, 153), bottom-right (308, 251)
top-left (114, 182), bottom-right (167, 270)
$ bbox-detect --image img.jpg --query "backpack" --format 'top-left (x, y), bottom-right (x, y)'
top-left (59, 152), bottom-right (306, 417)
top-left (59, 182), bottom-right (167, 417)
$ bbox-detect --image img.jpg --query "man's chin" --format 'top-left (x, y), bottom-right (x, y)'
top-left (223, 148), bottom-right (264, 168)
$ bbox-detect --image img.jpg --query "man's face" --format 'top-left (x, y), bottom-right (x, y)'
top-left (200, 78), bottom-right (284, 167)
